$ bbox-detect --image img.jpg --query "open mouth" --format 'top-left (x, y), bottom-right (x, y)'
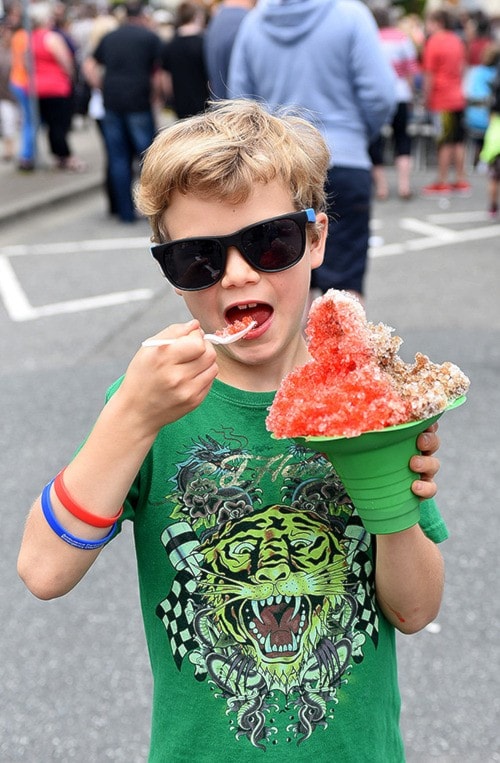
top-left (240, 595), bottom-right (312, 659)
top-left (225, 303), bottom-right (273, 330)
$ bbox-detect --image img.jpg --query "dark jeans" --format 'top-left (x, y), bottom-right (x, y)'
top-left (102, 110), bottom-right (156, 222)
top-left (311, 166), bottom-right (371, 295)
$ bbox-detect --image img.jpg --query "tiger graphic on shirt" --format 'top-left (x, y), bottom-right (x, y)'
top-left (156, 431), bottom-right (378, 749)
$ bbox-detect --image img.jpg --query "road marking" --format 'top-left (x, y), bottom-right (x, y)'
top-left (370, 222), bottom-right (500, 258)
top-left (0, 252), bottom-right (153, 322)
top-left (0, 237), bottom-right (148, 257)
top-left (0, 255), bottom-right (36, 320)
top-left (427, 210), bottom-right (491, 224)
top-left (399, 217), bottom-right (459, 241)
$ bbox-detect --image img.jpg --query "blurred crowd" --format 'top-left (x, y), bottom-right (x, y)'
top-left (0, 0), bottom-right (499, 222)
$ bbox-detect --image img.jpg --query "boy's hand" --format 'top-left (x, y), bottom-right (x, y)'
top-left (410, 422), bottom-right (440, 500)
top-left (118, 319), bottom-right (218, 435)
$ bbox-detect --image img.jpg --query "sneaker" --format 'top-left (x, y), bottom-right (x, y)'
top-left (17, 159), bottom-right (35, 172)
top-left (421, 182), bottom-right (453, 195)
top-left (452, 181), bottom-right (472, 195)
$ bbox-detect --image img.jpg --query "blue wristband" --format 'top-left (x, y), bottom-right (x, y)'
top-left (41, 479), bottom-right (117, 550)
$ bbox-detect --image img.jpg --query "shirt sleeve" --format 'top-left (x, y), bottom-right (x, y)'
top-left (418, 497), bottom-right (449, 543)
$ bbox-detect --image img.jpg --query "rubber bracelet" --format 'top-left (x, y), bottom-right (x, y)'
top-left (41, 480), bottom-right (116, 550)
top-left (53, 468), bottom-right (123, 528)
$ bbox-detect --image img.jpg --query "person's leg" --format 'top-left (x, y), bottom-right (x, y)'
top-left (487, 157), bottom-right (500, 217)
top-left (102, 110), bottom-right (136, 222)
top-left (95, 118), bottom-right (118, 215)
top-left (437, 143), bottom-right (453, 184)
top-left (395, 155), bottom-right (412, 198)
top-left (40, 96), bottom-right (73, 162)
top-left (453, 143), bottom-right (466, 182)
top-left (422, 112), bottom-right (453, 193)
top-left (393, 102), bottom-right (412, 198)
top-left (369, 135), bottom-right (388, 200)
top-left (310, 166), bottom-right (371, 299)
top-left (126, 109), bottom-right (156, 158)
top-left (0, 98), bottom-right (18, 161)
top-left (9, 83), bottom-right (36, 167)
top-left (450, 111), bottom-right (468, 187)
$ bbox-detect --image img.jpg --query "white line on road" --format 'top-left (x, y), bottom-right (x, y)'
top-left (24, 289), bottom-right (154, 321)
top-left (399, 217), bottom-right (459, 241)
top-left (0, 237), bottom-right (148, 257)
top-left (0, 253), bottom-right (153, 322)
top-left (0, 255), bottom-right (37, 320)
top-left (370, 222), bottom-right (500, 258)
top-left (427, 210), bottom-right (492, 224)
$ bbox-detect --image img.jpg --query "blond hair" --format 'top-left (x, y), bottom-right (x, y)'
top-left (135, 99), bottom-right (330, 243)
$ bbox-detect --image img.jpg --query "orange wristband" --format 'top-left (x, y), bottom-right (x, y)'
top-left (53, 469), bottom-right (123, 528)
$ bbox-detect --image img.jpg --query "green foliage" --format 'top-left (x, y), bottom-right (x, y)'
top-left (392, 0), bottom-right (426, 18)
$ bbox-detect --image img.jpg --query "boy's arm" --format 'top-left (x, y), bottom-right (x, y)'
top-left (18, 321), bottom-right (218, 600)
top-left (375, 525), bottom-right (444, 634)
top-left (374, 425), bottom-right (445, 634)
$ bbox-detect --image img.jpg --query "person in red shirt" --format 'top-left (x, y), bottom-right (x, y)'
top-left (421, 10), bottom-right (470, 195)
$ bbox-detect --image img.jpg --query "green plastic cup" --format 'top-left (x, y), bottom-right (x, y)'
top-left (293, 396), bottom-right (466, 534)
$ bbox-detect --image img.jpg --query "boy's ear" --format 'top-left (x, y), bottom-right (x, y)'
top-left (310, 212), bottom-right (328, 270)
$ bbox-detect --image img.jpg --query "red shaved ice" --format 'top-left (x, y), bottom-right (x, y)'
top-left (266, 290), bottom-right (470, 438)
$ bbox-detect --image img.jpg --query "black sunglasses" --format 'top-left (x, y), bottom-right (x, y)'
top-left (151, 208), bottom-right (316, 291)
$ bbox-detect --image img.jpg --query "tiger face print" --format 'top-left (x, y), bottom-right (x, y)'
top-left (197, 505), bottom-right (348, 685)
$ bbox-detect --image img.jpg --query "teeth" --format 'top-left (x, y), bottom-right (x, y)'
top-left (262, 633), bottom-right (299, 655)
top-left (252, 600), bottom-right (264, 623)
top-left (236, 303), bottom-right (258, 310)
top-left (291, 597), bottom-right (301, 620)
top-left (248, 596), bottom-right (305, 656)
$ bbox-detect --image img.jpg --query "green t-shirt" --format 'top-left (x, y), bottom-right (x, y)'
top-left (109, 378), bottom-right (448, 762)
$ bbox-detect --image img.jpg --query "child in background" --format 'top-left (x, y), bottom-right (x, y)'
top-left (18, 100), bottom-right (446, 762)
top-left (479, 50), bottom-right (500, 218)
top-left (464, 43), bottom-right (499, 169)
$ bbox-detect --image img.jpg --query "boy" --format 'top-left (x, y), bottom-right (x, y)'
top-left (18, 100), bottom-right (445, 762)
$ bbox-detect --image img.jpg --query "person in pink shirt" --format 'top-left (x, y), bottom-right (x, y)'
top-left (30, 2), bottom-right (84, 171)
top-left (421, 9), bottom-right (469, 195)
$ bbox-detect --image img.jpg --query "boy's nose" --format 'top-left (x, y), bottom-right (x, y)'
top-left (220, 246), bottom-right (260, 287)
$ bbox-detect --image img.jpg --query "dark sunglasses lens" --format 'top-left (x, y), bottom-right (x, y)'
top-left (242, 218), bottom-right (304, 271)
top-left (167, 240), bottom-right (224, 289)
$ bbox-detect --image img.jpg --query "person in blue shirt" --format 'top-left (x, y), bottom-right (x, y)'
top-left (228, 0), bottom-right (397, 305)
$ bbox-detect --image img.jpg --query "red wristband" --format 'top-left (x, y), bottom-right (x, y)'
top-left (53, 469), bottom-right (124, 528)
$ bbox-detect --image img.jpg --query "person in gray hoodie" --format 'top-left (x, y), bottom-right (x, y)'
top-left (228, 0), bottom-right (397, 301)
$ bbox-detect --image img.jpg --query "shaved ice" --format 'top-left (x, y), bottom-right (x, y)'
top-left (266, 290), bottom-right (469, 439)
top-left (215, 315), bottom-right (255, 336)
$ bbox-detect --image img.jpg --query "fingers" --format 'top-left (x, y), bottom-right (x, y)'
top-left (121, 321), bottom-right (219, 430)
top-left (411, 476), bottom-right (438, 500)
top-left (410, 451), bottom-right (440, 501)
top-left (411, 422), bottom-right (441, 499)
top-left (416, 423), bottom-right (440, 456)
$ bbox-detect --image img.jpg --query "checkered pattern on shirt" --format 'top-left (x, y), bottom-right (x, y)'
top-left (156, 570), bottom-right (199, 669)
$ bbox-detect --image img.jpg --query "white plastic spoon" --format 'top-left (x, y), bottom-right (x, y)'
top-left (142, 320), bottom-right (257, 348)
